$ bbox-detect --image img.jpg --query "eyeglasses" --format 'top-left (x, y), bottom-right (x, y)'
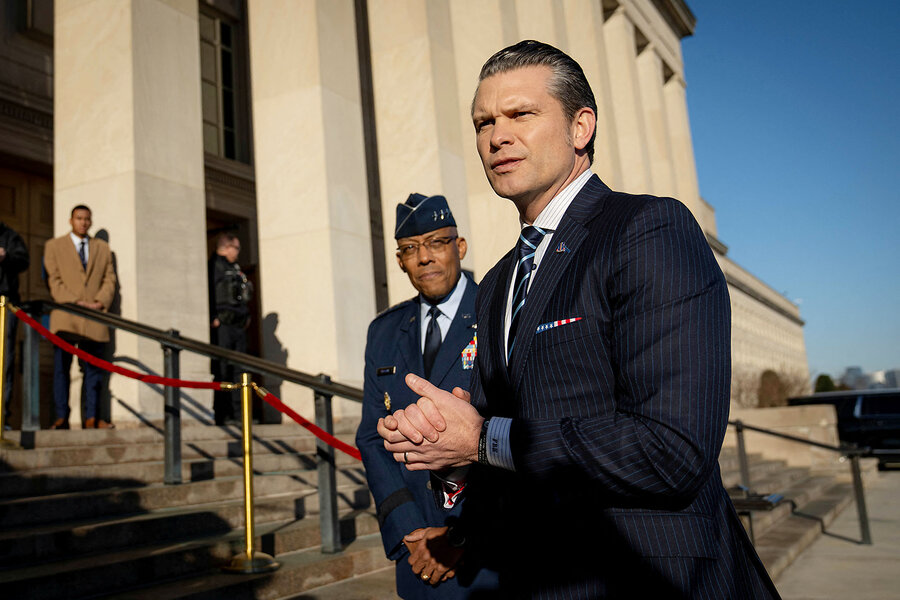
top-left (396, 236), bottom-right (458, 260)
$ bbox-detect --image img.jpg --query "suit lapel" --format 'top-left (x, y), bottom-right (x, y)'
top-left (397, 300), bottom-right (423, 376)
top-left (486, 249), bottom-right (516, 390)
top-left (86, 237), bottom-right (98, 278)
top-left (64, 236), bottom-right (87, 283)
top-left (507, 175), bottom-right (611, 386)
top-left (428, 277), bottom-right (478, 385)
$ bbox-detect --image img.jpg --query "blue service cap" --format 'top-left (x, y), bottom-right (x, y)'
top-left (394, 193), bottom-right (457, 239)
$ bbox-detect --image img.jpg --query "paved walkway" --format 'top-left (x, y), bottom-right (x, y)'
top-left (775, 470), bottom-right (900, 599)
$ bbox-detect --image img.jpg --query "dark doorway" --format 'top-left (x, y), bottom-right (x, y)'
top-left (206, 210), bottom-right (261, 357)
top-left (0, 166), bottom-right (54, 429)
top-left (206, 209), bottom-right (273, 423)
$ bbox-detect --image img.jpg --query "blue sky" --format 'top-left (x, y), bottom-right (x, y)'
top-left (681, 1), bottom-right (900, 380)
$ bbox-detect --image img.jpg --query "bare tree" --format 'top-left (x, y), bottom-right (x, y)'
top-left (731, 367), bottom-right (760, 409)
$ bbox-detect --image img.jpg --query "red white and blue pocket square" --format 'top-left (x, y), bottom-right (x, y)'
top-left (535, 317), bottom-right (582, 334)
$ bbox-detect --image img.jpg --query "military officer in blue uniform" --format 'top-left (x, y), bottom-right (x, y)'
top-left (356, 193), bottom-right (497, 598)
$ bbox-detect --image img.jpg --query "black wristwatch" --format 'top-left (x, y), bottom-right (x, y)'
top-left (446, 517), bottom-right (466, 548)
top-left (478, 418), bottom-right (490, 464)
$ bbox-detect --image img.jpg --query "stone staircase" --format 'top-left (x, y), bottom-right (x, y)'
top-left (0, 423), bottom-right (395, 599)
top-left (718, 446), bottom-right (879, 581)
top-left (0, 426), bottom-right (877, 598)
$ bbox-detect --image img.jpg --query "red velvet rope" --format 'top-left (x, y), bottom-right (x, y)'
top-left (255, 388), bottom-right (362, 461)
top-left (10, 304), bottom-right (363, 461)
top-left (11, 306), bottom-right (223, 390)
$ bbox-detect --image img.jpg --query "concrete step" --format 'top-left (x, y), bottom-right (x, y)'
top-left (734, 474), bottom-right (838, 541)
top-left (0, 431), bottom-right (359, 472)
top-left (280, 565), bottom-right (397, 600)
top-left (1, 422), bottom-right (359, 449)
top-left (0, 482), bottom-right (374, 567)
top-left (741, 465), bottom-right (811, 495)
top-left (0, 470), bottom-right (370, 529)
top-left (0, 512), bottom-right (385, 600)
top-left (0, 448), bottom-right (362, 499)
top-left (95, 532), bottom-right (392, 600)
top-left (278, 564), bottom-right (398, 600)
top-left (754, 482), bottom-right (856, 580)
top-left (719, 457), bottom-right (791, 489)
top-left (717, 448), bottom-right (766, 473)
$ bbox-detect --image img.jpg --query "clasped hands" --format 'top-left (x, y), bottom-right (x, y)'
top-left (377, 374), bottom-right (484, 471)
top-left (404, 526), bottom-right (464, 586)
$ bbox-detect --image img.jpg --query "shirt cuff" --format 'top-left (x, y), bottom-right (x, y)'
top-left (485, 417), bottom-right (515, 471)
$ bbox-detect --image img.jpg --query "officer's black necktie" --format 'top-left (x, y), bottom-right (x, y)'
top-left (79, 239), bottom-right (87, 270)
top-left (507, 225), bottom-right (547, 363)
top-left (423, 306), bottom-right (442, 379)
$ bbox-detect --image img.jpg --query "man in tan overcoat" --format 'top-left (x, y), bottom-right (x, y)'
top-left (43, 205), bottom-right (117, 429)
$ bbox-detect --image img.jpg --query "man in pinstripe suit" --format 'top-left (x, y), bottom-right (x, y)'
top-left (378, 41), bottom-right (780, 599)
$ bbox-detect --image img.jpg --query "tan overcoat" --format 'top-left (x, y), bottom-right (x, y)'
top-left (43, 234), bottom-right (117, 342)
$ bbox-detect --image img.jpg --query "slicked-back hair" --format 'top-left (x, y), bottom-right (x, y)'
top-left (475, 40), bottom-right (597, 162)
top-left (71, 204), bottom-right (92, 217)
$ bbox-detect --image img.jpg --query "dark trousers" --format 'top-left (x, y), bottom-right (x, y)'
top-left (211, 323), bottom-right (246, 424)
top-left (53, 335), bottom-right (105, 421)
top-left (2, 317), bottom-right (16, 422)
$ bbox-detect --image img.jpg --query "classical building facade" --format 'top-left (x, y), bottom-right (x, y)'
top-left (0, 0), bottom-right (807, 427)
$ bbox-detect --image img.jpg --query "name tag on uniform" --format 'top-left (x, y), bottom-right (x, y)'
top-left (461, 333), bottom-right (477, 370)
top-left (376, 366), bottom-right (396, 376)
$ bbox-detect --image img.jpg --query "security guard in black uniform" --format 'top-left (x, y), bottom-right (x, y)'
top-left (208, 231), bottom-right (253, 425)
top-left (356, 194), bottom-right (498, 598)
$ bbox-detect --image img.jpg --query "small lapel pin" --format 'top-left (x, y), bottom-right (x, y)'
top-left (555, 242), bottom-right (570, 253)
top-left (384, 392), bottom-right (391, 411)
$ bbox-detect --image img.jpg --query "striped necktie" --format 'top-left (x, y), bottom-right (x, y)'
top-left (507, 225), bottom-right (547, 362)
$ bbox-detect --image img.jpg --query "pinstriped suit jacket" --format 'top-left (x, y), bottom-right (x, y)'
top-left (462, 176), bottom-right (780, 599)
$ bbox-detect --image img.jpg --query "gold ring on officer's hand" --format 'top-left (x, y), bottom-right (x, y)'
top-left (421, 574), bottom-right (430, 581)
top-left (404, 451), bottom-right (409, 464)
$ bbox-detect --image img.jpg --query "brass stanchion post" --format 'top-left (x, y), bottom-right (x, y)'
top-left (0, 296), bottom-right (19, 448)
top-left (223, 372), bottom-right (279, 573)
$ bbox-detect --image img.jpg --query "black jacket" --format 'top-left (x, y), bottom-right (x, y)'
top-left (0, 222), bottom-right (30, 302)
top-left (208, 254), bottom-right (252, 324)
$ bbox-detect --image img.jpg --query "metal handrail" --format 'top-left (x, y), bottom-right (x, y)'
top-left (728, 419), bottom-right (872, 545)
top-left (13, 299), bottom-right (363, 554)
top-left (23, 300), bottom-right (364, 401)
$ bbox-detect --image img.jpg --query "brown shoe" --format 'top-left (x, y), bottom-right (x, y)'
top-left (84, 417), bottom-right (96, 429)
top-left (96, 419), bottom-right (115, 429)
top-left (50, 418), bottom-right (70, 430)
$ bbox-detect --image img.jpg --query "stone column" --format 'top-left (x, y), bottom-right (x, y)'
top-left (561, 0), bottom-right (623, 190)
top-left (636, 44), bottom-right (677, 198)
top-left (367, 0), bottom-right (473, 305)
top-left (602, 7), bottom-right (652, 194)
top-left (55, 0), bottom-right (210, 425)
top-left (247, 0), bottom-right (374, 418)
top-left (663, 74), bottom-right (704, 226)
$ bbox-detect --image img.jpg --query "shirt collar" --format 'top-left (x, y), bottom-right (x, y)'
top-left (525, 169), bottom-right (594, 232)
top-left (420, 273), bottom-right (467, 322)
top-left (70, 232), bottom-right (89, 245)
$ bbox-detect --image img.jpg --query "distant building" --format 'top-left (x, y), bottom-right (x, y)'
top-left (840, 367), bottom-right (869, 389)
top-left (839, 366), bottom-right (900, 390)
top-left (886, 370), bottom-right (900, 389)
top-left (0, 0), bottom-right (808, 426)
